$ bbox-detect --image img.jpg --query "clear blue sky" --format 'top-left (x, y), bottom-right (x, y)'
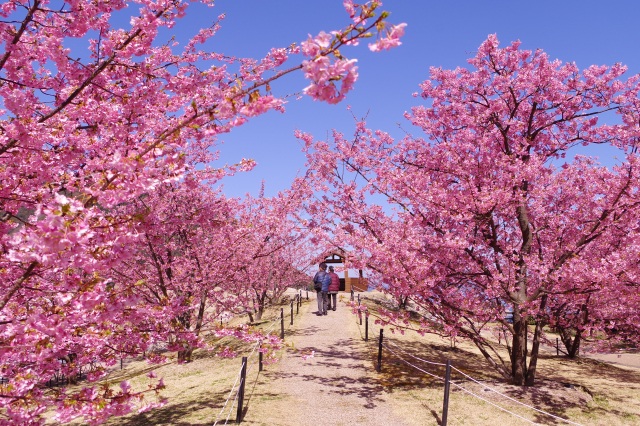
top-left (171, 1), bottom-right (640, 198)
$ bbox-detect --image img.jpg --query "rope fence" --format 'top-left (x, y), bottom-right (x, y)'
top-left (450, 366), bottom-right (584, 426)
top-left (37, 288), bottom-right (585, 425)
top-left (210, 292), bottom-right (307, 424)
top-left (208, 289), bottom-right (587, 425)
top-left (212, 360), bottom-right (245, 426)
top-left (371, 325), bottom-right (585, 426)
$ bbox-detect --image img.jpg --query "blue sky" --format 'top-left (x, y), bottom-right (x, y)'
top-left (172, 1), bottom-right (640, 198)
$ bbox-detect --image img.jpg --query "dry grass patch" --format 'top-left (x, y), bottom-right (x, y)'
top-left (47, 293), bottom-right (302, 425)
top-left (357, 292), bottom-right (640, 425)
top-left (46, 290), bottom-right (639, 425)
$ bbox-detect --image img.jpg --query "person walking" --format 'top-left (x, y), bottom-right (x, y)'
top-left (327, 266), bottom-right (340, 311)
top-left (312, 262), bottom-right (331, 316)
top-left (320, 265), bottom-right (331, 315)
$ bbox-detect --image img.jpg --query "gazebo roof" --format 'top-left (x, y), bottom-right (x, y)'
top-left (323, 251), bottom-right (345, 264)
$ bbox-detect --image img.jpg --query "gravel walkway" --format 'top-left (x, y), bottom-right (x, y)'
top-left (241, 292), bottom-right (408, 426)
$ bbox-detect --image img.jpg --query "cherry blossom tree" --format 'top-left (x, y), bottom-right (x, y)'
top-left (301, 35), bottom-right (640, 386)
top-left (0, 0), bottom-right (405, 422)
top-left (110, 177), bottom-right (311, 363)
top-left (233, 188), bottom-right (315, 322)
top-left (111, 178), bottom-right (243, 363)
top-left (546, 223), bottom-right (640, 357)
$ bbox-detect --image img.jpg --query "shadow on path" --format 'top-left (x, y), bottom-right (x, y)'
top-left (241, 295), bottom-right (410, 425)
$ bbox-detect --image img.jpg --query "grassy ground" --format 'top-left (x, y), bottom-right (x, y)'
top-left (356, 292), bottom-right (640, 426)
top-left (51, 290), bottom-right (639, 425)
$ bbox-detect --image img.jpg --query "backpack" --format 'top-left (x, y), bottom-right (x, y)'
top-left (313, 271), bottom-right (325, 291)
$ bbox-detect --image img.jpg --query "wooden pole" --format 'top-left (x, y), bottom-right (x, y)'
top-left (290, 300), bottom-right (294, 325)
top-left (376, 329), bottom-right (384, 372)
top-left (442, 360), bottom-right (452, 426)
top-left (236, 357), bottom-right (247, 423)
top-left (365, 312), bottom-right (369, 341)
top-left (280, 308), bottom-right (284, 340)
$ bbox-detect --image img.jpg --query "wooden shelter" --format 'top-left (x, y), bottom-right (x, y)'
top-left (323, 251), bottom-right (368, 293)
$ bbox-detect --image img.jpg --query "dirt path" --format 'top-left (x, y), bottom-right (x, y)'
top-left (240, 293), bottom-right (408, 426)
top-left (237, 292), bottom-right (639, 426)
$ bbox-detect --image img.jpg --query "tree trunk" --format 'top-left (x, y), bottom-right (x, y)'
top-left (511, 313), bottom-right (528, 386)
top-left (525, 319), bottom-right (544, 386)
top-left (568, 331), bottom-right (581, 358)
top-left (398, 295), bottom-right (409, 310)
top-left (511, 198), bottom-right (533, 386)
top-left (524, 295), bottom-right (547, 385)
top-left (177, 347), bottom-right (193, 363)
top-left (255, 304), bottom-right (265, 321)
top-left (254, 291), bottom-right (267, 321)
top-left (194, 291), bottom-right (207, 336)
top-left (176, 309), bottom-right (193, 363)
top-left (559, 327), bottom-right (582, 358)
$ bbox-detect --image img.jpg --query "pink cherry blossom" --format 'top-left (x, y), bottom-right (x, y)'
top-left (301, 35), bottom-right (640, 387)
top-left (369, 23), bottom-right (407, 52)
top-left (0, 0), bottom-right (401, 422)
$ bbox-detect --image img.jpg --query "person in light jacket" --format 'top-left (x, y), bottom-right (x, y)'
top-left (327, 266), bottom-right (340, 311)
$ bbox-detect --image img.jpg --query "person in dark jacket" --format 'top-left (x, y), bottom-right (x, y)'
top-left (312, 262), bottom-right (331, 315)
top-left (319, 264), bottom-right (331, 315)
top-left (327, 266), bottom-right (340, 311)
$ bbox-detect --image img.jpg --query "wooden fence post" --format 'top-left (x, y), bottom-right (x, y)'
top-left (236, 357), bottom-right (247, 423)
top-left (259, 344), bottom-right (263, 372)
top-left (365, 312), bottom-right (369, 341)
top-left (280, 308), bottom-right (284, 340)
top-left (376, 329), bottom-right (384, 372)
top-left (350, 288), bottom-right (354, 301)
top-left (290, 300), bottom-right (294, 325)
top-left (442, 360), bottom-right (452, 426)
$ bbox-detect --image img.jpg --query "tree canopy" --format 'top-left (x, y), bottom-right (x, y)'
top-left (301, 35), bottom-right (640, 386)
top-left (0, 0), bottom-right (405, 423)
